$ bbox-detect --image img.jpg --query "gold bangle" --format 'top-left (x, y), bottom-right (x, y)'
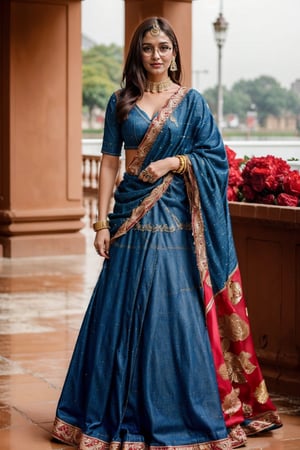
top-left (93, 220), bottom-right (110, 232)
top-left (178, 155), bottom-right (185, 174)
top-left (172, 155), bottom-right (183, 173)
top-left (172, 155), bottom-right (187, 174)
top-left (179, 155), bottom-right (186, 174)
top-left (180, 155), bottom-right (187, 174)
top-left (182, 155), bottom-right (187, 173)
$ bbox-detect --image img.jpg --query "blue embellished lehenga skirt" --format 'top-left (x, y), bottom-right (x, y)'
top-left (52, 176), bottom-right (230, 449)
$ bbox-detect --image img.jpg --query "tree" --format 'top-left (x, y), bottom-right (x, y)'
top-left (82, 44), bottom-right (123, 126)
top-left (223, 89), bottom-right (251, 122)
top-left (203, 75), bottom-right (300, 127)
top-left (203, 86), bottom-right (251, 123)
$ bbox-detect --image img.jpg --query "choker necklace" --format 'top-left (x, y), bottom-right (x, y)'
top-left (144, 78), bottom-right (173, 93)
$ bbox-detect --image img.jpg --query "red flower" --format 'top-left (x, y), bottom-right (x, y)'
top-left (227, 185), bottom-right (239, 201)
top-left (277, 193), bottom-right (299, 207)
top-left (257, 194), bottom-right (276, 205)
top-left (228, 167), bottom-right (243, 188)
top-left (283, 171), bottom-right (300, 196)
top-left (250, 167), bottom-right (272, 192)
top-left (241, 184), bottom-right (256, 201)
top-left (226, 150), bottom-right (300, 207)
top-left (226, 145), bottom-right (244, 169)
top-left (241, 155), bottom-right (290, 193)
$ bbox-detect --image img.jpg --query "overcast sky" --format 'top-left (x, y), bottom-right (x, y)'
top-left (81, 0), bottom-right (300, 92)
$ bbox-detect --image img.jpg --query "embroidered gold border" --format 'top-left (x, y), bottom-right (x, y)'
top-left (243, 411), bottom-right (282, 436)
top-left (184, 159), bottom-right (211, 309)
top-left (52, 417), bottom-right (232, 450)
top-left (111, 173), bottom-right (174, 242)
top-left (127, 87), bottom-right (188, 176)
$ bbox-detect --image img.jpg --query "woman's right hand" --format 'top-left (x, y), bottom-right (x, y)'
top-left (94, 229), bottom-right (111, 259)
top-left (139, 157), bottom-right (180, 183)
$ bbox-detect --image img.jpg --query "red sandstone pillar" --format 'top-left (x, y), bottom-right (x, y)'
top-left (0, 0), bottom-right (85, 257)
top-left (124, 0), bottom-right (192, 86)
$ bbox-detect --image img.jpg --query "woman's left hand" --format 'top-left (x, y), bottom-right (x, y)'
top-left (139, 157), bottom-right (180, 183)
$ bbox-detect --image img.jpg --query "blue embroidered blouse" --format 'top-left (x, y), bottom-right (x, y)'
top-left (101, 93), bottom-right (152, 155)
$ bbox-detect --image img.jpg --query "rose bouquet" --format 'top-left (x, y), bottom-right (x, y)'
top-left (226, 146), bottom-right (300, 207)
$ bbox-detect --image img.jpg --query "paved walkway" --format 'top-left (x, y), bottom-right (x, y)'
top-left (0, 230), bottom-right (299, 450)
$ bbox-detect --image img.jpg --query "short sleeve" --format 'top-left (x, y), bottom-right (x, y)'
top-left (101, 93), bottom-right (123, 156)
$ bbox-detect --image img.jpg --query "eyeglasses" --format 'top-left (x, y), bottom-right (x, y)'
top-left (142, 44), bottom-right (173, 56)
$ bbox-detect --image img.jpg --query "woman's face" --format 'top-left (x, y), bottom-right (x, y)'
top-left (141, 31), bottom-right (175, 80)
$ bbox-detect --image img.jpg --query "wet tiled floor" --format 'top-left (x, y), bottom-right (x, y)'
top-left (0, 229), bottom-right (299, 450)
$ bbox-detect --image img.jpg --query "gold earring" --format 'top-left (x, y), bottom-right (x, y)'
top-left (170, 57), bottom-right (178, 72)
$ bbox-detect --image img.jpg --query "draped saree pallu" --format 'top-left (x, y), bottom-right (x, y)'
top-left (52, 87), bottom-right (281, 450)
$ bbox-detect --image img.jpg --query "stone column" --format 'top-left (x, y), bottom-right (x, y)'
top-left (124, 0), bottom-right (192, 86)
top-left (0, 0), bottom-right (85, 257)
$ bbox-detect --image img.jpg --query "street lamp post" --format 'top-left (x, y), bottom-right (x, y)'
top-left (213, 10), bottom-right (228, 130)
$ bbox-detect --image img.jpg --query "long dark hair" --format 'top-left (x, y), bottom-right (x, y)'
top-left (116, 17), bottom-right (183, 122)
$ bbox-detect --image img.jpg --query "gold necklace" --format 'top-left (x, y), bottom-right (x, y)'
top-left (144, 78), bottom-right (173, 93)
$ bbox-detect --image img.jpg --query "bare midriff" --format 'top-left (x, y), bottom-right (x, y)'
top-left (125, 149), bottom-right (139, 172)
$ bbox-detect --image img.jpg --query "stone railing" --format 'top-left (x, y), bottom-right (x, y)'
top-left (82, 150), bottom-right (123, 226)
top-left (82, 154), bottom-right (100, 227)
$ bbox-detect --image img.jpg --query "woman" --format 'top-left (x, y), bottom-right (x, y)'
top-left (52, 17), bottom-right (282, 450)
